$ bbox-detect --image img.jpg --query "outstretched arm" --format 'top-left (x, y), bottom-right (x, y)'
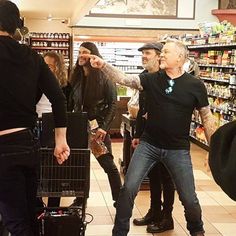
top-left (88, 54), bottom-right (143, 91)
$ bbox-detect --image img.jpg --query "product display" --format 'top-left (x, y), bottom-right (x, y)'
top-left (73, 40), bottom-right (143, 74)
top-left (30, 32), bottom-right (71, 69)
top-left (188, 37), bottom-right (236, 149)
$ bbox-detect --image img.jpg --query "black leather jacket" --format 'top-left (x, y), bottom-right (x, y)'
top-left (69, 72), bottom-right (117, 131)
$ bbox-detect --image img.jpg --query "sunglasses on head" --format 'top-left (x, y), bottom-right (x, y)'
top-left (165, 79), bottom-right (175, 94)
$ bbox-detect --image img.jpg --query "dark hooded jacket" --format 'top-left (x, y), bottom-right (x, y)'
top-left (0, 36), bottom-right (67, 130)
top-left (69, 42), bottom-right (117, 131)
top-left (209, 120), bottom-right (236, 201)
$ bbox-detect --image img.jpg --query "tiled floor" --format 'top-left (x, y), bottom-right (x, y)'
top-left (60, 142), bottom-right (236, 236)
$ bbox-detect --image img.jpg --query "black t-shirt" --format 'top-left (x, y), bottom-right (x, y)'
top-left (139, 70), bottom-right (208, 150)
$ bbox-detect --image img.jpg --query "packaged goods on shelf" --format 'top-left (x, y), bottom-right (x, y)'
top-left (29, 32), bottom-right (71, 69)
top-left (188, 36), bottom-right (236, 149)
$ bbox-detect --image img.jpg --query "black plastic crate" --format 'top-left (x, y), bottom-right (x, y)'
top-left (38, 148), bottom-right (90, 198)
top-left (37, 207), bottom-right (86, 236)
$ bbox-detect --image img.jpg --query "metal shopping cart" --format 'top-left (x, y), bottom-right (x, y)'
top-left (37, 112), bottom-right (91, 236)
top-left (37, 148), bottom-right (91, 236)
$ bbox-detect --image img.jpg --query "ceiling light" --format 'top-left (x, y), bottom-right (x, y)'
top-left (11, 0), bottom-right (20, 5)
top-left (47, 14), bottom-right (52, 21)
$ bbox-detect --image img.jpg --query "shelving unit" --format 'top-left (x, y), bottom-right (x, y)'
top-left (188, 42), bottom-right (236, 150)
top-left (72, 40), bottom-right (143, 75)
top-left (29, 32), bottom-right (71, 69)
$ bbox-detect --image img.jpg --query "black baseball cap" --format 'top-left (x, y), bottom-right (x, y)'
top-left (138, 42), bottom-right (163, 52)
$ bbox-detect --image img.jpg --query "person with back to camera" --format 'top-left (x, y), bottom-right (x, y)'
top-left (131, 42), bottom-right (175, 233)
top-left (85, 39), bottom-right (217, 236)
top-left (68, 42), bottom-right (122, 207)
top-left (36, 51), bottom-right (71, 208)
top-left (0, 1), bottom-right (70, 235)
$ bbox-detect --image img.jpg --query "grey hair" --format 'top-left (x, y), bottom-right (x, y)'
top-left (165, 38), bottom-right (188, 62)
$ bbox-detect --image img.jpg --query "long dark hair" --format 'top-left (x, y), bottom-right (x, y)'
top-left (69, 42), bottom-right (106, 108)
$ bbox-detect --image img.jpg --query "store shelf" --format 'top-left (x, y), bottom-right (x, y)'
top-left (188, 42), bottom-right (236, 49)
top-left (200, 77), bottom-right (229, 83)
top-left (210, 106), bottom-right (232, 115)
top-left (31, 47), bottom-right (69, 50)
top-left (30, 38), bottom-right (70, 42)
top-left (208, 93), bottom-right (231, 100)
top-left (189, 42), bottom-right (236, 150)
top-left (30, 32), bottom-right (71, 69)
top-left (198, 64), bottom-right (235, 69)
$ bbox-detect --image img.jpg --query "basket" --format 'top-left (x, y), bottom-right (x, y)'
top-left (38, 148), bottom-right (90, 198)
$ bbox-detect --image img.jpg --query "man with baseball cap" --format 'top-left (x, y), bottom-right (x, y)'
top-left (138, 42), bottom-right (163, 52)
top-left (131, 42), bottom-right (175, 234)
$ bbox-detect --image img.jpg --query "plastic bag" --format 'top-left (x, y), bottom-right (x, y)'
top-left (90, 131), bottom-right (109, 158)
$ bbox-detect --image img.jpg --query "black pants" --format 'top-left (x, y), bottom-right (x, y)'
top-left (96, 134), bottom-right (122, 201)
top-left (0, 129), bottom-right (40, 236)
top-left (148, 162), bottom-right (175, 218)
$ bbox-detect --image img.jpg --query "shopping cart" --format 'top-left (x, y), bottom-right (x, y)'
top-left (37, 148), bottom-right (90, 236)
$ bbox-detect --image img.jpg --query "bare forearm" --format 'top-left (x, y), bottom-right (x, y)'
top-left (102, 63), bottom-right (143, 90)
top-left (54, 127), bottom-right (70, 164)
top-left (199, 106), bottom-right (217, 144)
top-left (54, 127), bottom-right (67, 145)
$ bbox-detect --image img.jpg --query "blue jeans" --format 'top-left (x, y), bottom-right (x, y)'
top-left (112, 141), bottom-right (204, 236)
top-left (0, 129), bottom-right (40, 236)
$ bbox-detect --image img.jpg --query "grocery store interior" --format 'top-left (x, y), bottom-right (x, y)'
top-left (8, 0), bottom-right (236, 235)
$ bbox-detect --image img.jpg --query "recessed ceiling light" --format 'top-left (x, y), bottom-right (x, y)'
top-left (47, 14), bottom-right (52, 21)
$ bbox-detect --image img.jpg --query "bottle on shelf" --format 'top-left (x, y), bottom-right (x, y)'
top-left (29, 32), bottom-right (71, 70)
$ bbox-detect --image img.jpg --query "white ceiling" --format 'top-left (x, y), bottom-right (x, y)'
top-left (13, 0), bottom-right (99, 25)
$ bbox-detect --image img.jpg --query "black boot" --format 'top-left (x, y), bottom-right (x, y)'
top-left (191, 232), bottom-right (205, 236)
top-left (146, 213), bottom-right (174, 233)
top-left (69, 197), bottom-right (84, 207)
top-left (133, 209), bottom-right (155, 226)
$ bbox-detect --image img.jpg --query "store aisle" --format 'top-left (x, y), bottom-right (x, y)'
top-left (60, 142), bottom-right (236, 236)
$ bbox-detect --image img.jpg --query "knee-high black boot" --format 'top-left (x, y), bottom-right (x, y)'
top-left (97, 153), bottom-right (122, 202)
